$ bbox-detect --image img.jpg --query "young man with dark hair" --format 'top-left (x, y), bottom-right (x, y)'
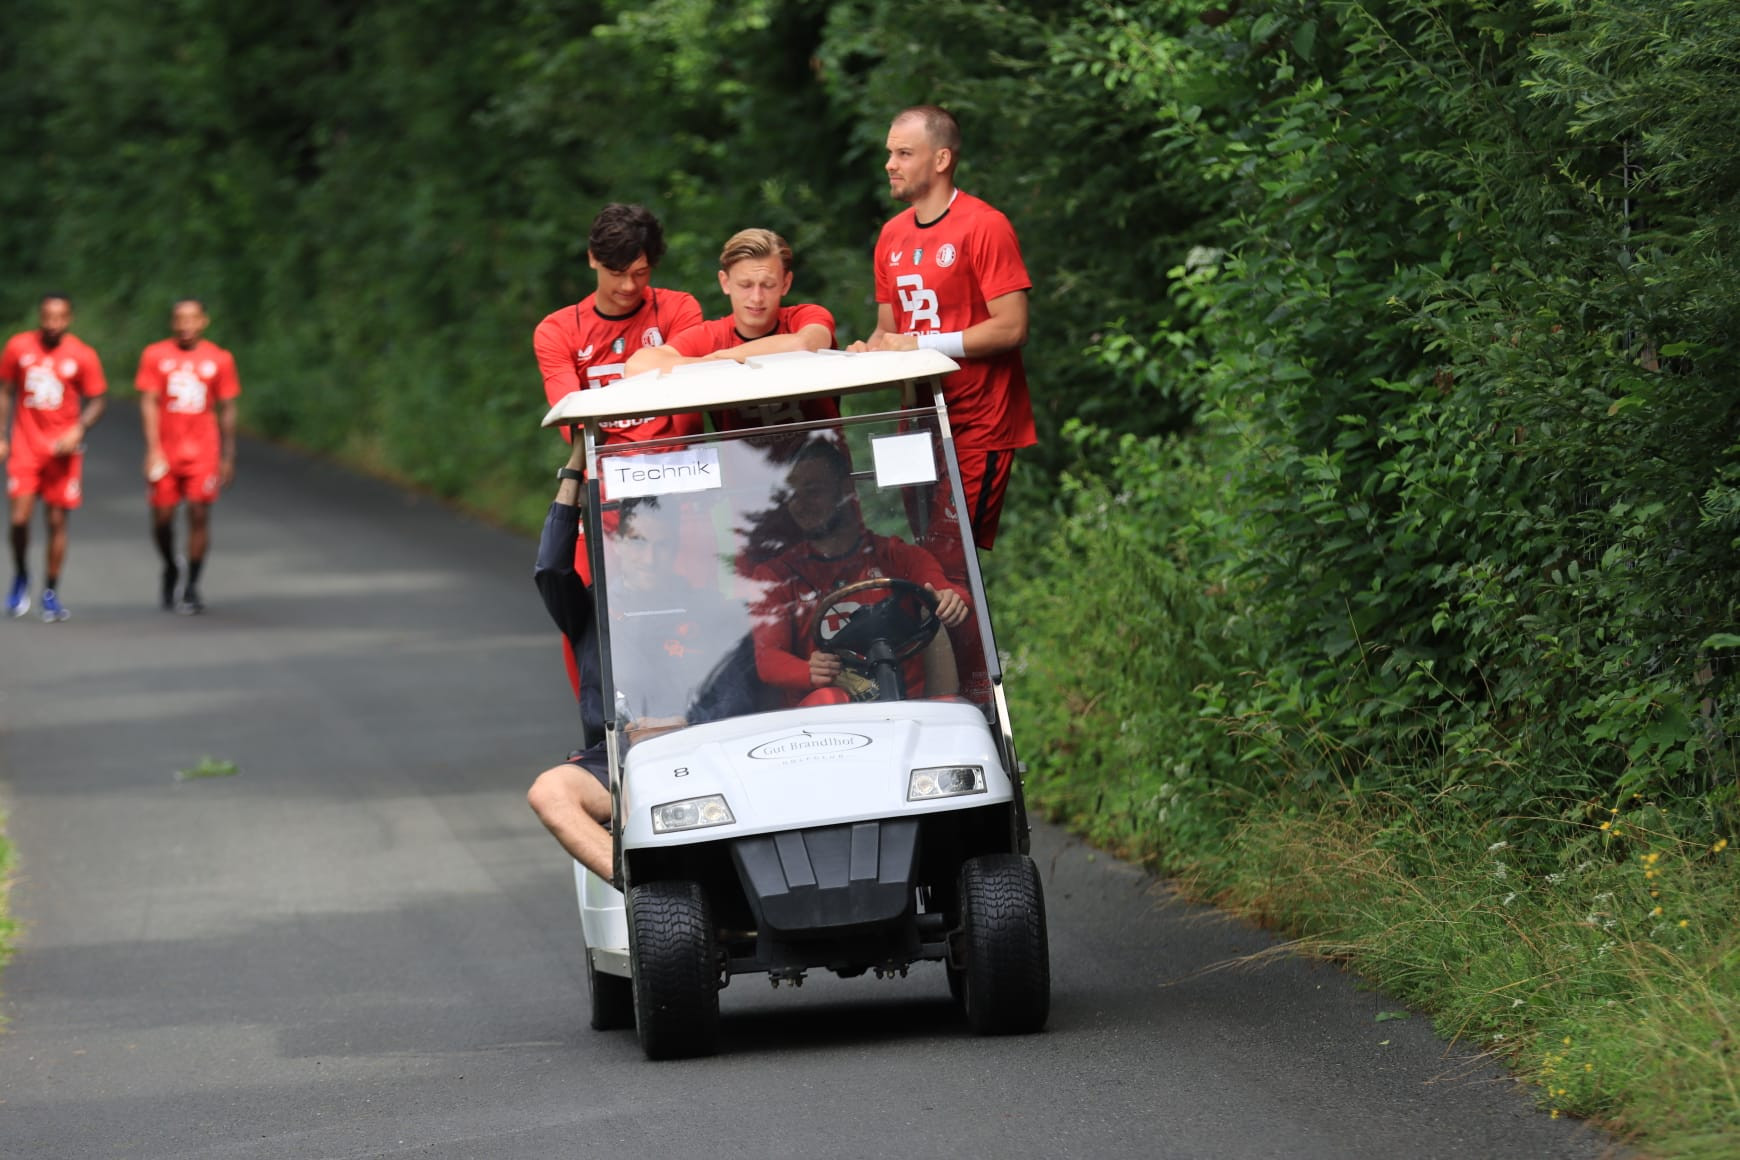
top-left (136, 298), bottom-right (241, 613)
top-left (625, 227), bottom-right (838, 430)
top-left (850, 105), bottom-right (1034, 552)
top-left (533, 203), bottom-right (704, 441)
top-left (0, 293), bottom-right (108, 621)
top-left (532, 203), bottom-right (706, 739)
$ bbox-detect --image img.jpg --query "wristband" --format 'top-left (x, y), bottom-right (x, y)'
top-left (556, 467), bottom-right (586, 482)
top-left (917, 331), bottom-right (966, 359)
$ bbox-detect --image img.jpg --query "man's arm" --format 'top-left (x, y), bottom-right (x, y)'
top-left (0, 382), bottom-right (11, 464)
top-left (51, 395), bottom-right (105, 456)
top-left (847, 304), bottom-right (898, 353)
top-left (532, 316), bottom-right (581, 404)
top-left (217, 397), bottom-right (238, 487)
top-left (534, 441), bottom-right (593, 639)
top-left (862, 290), bottom-right (1028, 358)
top-left (624, 343), bottom-right (685, 377)
top-left (140, 390), bottom-right (164, 479)
top-left (705, 322), bottom-right (832, 363)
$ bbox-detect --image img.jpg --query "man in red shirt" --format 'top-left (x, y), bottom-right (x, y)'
top-left (0, 293), bottom-right (108, 622)
top-left (625, 227), bottom-right (838, 431)
top-left (533, 203), bottom-right (705, 445)
top-left (532, 204), bottom-right (705, 742)
top-left (850, 105), bottom-right (1034, 553)
top-left (751, 440), bottom-right (969, 707)
top-left (136, 298), bottom-right (241, 613)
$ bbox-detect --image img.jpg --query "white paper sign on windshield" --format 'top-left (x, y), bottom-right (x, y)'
top-left (601, 447), bottom-right (724, 498)
top-left (870, 433), bottom-right (938, 488)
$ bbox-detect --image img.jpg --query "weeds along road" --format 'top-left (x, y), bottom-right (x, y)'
top-left (0, 425), bottom-right (1623, 1160)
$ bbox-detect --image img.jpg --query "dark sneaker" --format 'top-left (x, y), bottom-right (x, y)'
top-left (161, 562), bottom-right (180, 611)
top-left (177, 586), bottom-right (205, 615)
top-left (5, 573), bottom-right (28, 618)
top-left (39, 588), bottom-right (69, 623)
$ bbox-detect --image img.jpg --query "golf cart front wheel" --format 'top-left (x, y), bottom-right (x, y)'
top-left (628, 880), bottom-right (720, 1059)
top-left (958, 854), bottom-right (1051, 1035)
top-left (587, 952), bottom-right (635, 1031)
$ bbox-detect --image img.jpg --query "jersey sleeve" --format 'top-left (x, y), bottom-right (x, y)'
top-left (216, 349), bottom-right (241, 399)
top-left (886, 537), bottom-right (969, 607)
top-left (135, 345), bottom-right (164, 394)
top-left (0, 338), bottom-right (20, 389)
top-left (786, 303), bottom-right (836, 346)
top-left (749, 566), bottom-right (815, 692)
top-left (533, 313), bottom-right (580, 406)
top-left (664, 291), bottom-right (704, 340)
top-left (78, 346), bottom-right (108, 397)
top-left (667, 318), bottom-right (725, 358)
top-left (968, 209), bottom-right (1032, 303)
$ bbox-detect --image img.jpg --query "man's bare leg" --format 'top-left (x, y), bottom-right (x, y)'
top-left (527, 763), bottom-right (614, 879)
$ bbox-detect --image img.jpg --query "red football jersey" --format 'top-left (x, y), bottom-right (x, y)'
top-left (0, 330), bottom-right (107, 465)
top-left (136, 338), bottom-right (241, 466)
top-left (871, 191), bottom-right (1035, 452)
top-left (666, 304), bottom-right (841, 431)
top-left (750, 531), bottom-right (967, 700)
top-left (533, 287), bottom-right (704, 444)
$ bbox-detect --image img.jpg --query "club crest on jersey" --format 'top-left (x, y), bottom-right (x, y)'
top-left (643, 328), bottom-right (665, 347)
top-left (937, 244), bottom-right (958, 268)
top-left (612, 338), bottom-right (625, 355)
top-left (912, 248), bottom-right (924, 266)
top-left (199, 360), bottom-right (217, 378)
top-left (889, 251), bottom-right (903, 265)
top-left (60, 360), bottom-right (77, 377)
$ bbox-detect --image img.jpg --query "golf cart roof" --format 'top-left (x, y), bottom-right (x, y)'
top-left (540, 348), bottom-right (958, 429)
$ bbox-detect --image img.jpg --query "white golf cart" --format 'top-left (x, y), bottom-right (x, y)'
top-left (543, 349), bottom-right (1048, 1059)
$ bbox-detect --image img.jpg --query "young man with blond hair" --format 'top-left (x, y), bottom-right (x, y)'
top-left (626, 227), bottom-right (838, 430)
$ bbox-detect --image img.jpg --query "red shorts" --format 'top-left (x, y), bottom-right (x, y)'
top-left (8, 453), bottom-right (85, 509)
top-left (955, 445), bottom-right (1015, 550)
top-left (149, 464), bottom-right (222, 507)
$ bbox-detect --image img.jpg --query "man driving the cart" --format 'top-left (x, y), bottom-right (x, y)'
top-left (750, 438), bottom-right (970, 707)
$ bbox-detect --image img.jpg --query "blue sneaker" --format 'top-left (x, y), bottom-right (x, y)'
top-left (39, 588), bottom-right (69, 623)
top-left (6, 573), bottom-right (28, 618)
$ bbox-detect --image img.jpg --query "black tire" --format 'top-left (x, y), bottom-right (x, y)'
top-left (587, 951), bottom-right (636, 1031)
top-left (628, 880), bottom-right (720, 1059)
top-left (958, 854), bottom-right (1050, 1035)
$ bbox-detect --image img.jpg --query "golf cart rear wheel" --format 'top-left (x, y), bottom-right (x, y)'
top-left (587, 952), bottom-right (635, 1031)
top-left (628, 880), bottom-right (720, 1059)
top-left (958, 854), bottom-right (1051, 1035)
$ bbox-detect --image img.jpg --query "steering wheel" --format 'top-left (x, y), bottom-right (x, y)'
top-left (809, 577), bottom-right (941, 668)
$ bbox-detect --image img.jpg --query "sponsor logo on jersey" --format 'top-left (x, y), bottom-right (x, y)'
top-left (937, 243), bottom-right (958, 268)
top-left (912, 248), bottom-right (924, 266)
top-left (889, 251), bottom-right (903, 265)
top-left (576, 344), bottom-right (595, 361)
top-left (159, 358), bottom-right (177, 373)
top-left (19, 353), bottom-right (36, 367)
top-left (643, 328), bottom-right (664, 347)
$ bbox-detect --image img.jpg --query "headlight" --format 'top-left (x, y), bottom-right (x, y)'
top-left (907, 765), bottom-right (986, 801)
top-left (651, 794), bottom-right (735, 834)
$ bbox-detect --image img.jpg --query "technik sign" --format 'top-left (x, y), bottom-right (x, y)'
top-left (604, 448), bottom-right (723, 498)
top-left (748, 732), bottom-right (873, 761)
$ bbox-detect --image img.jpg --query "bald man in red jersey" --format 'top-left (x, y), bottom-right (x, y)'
top-left (1, 293), bottom-right (108, 622)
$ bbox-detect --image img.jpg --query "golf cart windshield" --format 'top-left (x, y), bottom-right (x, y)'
top-left (586, 393), bottom-right (993, 751)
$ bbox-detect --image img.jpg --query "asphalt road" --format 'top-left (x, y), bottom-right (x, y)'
top-left (0, 423), bottom-right (1624, 1159)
